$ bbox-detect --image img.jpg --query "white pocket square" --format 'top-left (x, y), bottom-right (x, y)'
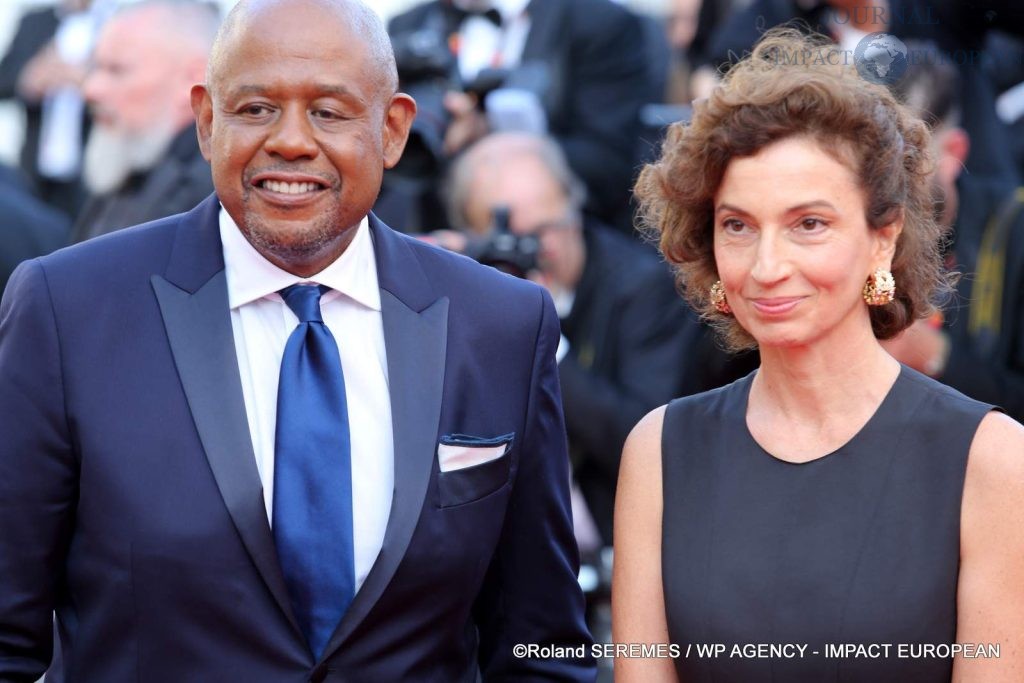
top-left (437, 434), bottom-right (513, 472)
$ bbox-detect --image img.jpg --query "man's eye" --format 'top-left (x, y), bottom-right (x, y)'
top-left (240, 104), bottom-right (271, 116)
top-left (312, 109), bottom-right (342, 120)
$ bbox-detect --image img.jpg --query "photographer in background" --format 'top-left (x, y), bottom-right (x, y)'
top-left (385, 0), bottom-right (648, 234)
top-left (435, 132), bottom-right (695, 547)
top-left (883, 43), bottom-right (1024, 420)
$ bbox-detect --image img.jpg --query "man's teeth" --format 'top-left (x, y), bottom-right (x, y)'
top-left (261, 180), bottom-right (321, 194)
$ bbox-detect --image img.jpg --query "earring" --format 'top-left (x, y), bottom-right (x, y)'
top-left (862, 268), bottom-right (896, 306)
top-left (710, 280), bottom-right (732, 314)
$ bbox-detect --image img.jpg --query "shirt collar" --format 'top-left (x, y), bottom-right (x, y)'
top-left (219, 205), bottom-right (381, 311)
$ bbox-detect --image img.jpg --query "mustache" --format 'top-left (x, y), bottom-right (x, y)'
top-left (243, 164), bottom-right (338, 188)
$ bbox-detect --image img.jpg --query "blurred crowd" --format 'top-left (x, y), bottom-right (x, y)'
top-left (1, 0), bottom-right (1023, 670)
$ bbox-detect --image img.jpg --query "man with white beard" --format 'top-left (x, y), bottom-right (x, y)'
top-left (70, 0), bottom-right (219, 243)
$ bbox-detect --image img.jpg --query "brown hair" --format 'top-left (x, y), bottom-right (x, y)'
top-left (635, 29), bottom-right (950, 351)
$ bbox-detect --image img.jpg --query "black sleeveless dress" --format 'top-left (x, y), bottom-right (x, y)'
top-left (661, 365), bottom-right (993, 682)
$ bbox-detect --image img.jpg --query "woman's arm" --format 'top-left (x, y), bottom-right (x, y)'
top-left (955, 411), bottom-right (1024, 682)
top-left (612, 405), bottom-right (677, 682)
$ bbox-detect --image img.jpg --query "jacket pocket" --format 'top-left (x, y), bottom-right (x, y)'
top-left (435, 433), bottom-right (514, 508)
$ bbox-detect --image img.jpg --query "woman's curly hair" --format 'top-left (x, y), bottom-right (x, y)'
top-left (635, 29), bottom-right (950, 351)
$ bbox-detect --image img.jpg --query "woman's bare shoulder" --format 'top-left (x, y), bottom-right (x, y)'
top-left (617, 405), bottom-right (668, 517)
top-left (624, 405), bottom-right (667, 456)
top-left (966, 412), bottom-right (1024, 495)
top-left (962, 411), bottom-right (1024, 549)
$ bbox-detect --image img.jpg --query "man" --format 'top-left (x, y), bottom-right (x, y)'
top-left (0, 1), bottom-right (592, 681)
top-left (883, 44), bottom-right (1024, 419)
top-left (0, 0), bottom-right (112, 218)
top-left (442, 132), bottom-right (736, 545)
top-left (662, 0), bottom-right (703, 103)
top-left (387, 0), bottom-right (648, 232)
top-left (70, 0), bottom-right (219, 242)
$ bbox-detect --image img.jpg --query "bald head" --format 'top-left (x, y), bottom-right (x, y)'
top-left (110, 0), bottom-right (220, 55)
top-left (189, 0), bottom-right (416, 277)
top-left (449, 133), bottom-right (587, 231)
top-left (82, 1), bottom-right (219, 193)
top-left (207, 0), bottom-right (397, 100)
top-left (86, 0), bottom-right (219, 133)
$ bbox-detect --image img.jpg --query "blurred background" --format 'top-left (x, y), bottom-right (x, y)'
top-left (0, 0), bottom-right (666, 165)
top-left (2, 2), bottom-right (1022, 681)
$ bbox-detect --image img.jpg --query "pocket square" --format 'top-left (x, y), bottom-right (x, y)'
top-left (437, 433), bottom-right (514, 473)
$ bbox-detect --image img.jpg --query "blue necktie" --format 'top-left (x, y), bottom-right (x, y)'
top-left (273, 284), bottom-right (354, 659)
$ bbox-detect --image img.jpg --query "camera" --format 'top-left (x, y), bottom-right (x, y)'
top-left (389, 10), bottom-right (550, 180)
top-left (462, 206), bottom-right (539, 278)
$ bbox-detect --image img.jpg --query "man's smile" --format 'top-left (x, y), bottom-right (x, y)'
top-left (249, 172), bottom-right (332, 206)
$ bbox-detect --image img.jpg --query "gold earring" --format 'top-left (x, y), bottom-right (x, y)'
top-left (710, 280), bottom-right (732, 314)
top-left (863, 268), bottom-right (896, 306)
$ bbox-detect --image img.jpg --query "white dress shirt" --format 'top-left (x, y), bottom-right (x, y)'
top-left (456, 0), bottom-right (532, 83)
top-left (219, 208), bottom-right (393, 593)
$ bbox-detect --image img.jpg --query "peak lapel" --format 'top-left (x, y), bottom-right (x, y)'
top-left (321, 215), bottom-right (448, 657)
top-left (151, 195), bottom-right (303, 640)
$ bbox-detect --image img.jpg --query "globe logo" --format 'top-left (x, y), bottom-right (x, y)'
top-left (854, 32), bottom-right (909, 85)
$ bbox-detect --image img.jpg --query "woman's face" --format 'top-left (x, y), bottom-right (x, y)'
top-left (712, 136), bottom-right (900, 350)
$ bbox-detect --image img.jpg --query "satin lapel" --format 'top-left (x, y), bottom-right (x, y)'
top-left (152, 196), bottom-right (302, 638)
top-left (321, 215), bottom-right (448, 658)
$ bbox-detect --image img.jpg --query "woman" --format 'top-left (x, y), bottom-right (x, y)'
top-left (614, 31), bottom-right (1024, 682)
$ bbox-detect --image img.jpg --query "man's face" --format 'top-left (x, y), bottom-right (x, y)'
top-left (192, 1), bottom-right (414, 275)
top-left (82, 11), bottom-right (192, 194)
top-left (667, 0), bottom-right (701, 51)
top-left (464, 153), bottom-right (583, 289)
top-left (84, 15), bottom-right (180, 136)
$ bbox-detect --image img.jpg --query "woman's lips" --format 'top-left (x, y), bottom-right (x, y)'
top-left (750, 297), bottom-right (804, 315)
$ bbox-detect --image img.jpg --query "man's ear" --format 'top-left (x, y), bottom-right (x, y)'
top-left (936, 126), bottom-right (970, 188)
top-left (382, 92), bottom-right (417, 169)
top-left (191, 83), bottom-right (214, 162)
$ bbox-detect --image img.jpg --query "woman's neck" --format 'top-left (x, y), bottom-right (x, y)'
top-left (752, 325), bottom-right (901, 429)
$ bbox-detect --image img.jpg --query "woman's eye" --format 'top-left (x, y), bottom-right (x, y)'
top-left (798, 217), bottom-right (828, 232)
top-left (722, 218), bottom-right (748, 233)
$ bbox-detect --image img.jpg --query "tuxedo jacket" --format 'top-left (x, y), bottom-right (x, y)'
top-left (0, 195), bottom-right (594, 682)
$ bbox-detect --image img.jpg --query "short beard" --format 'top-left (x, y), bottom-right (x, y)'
top-left (239, 197), bottom-right (348, 271)
top-left (82, 121), bottom-right (178, 195)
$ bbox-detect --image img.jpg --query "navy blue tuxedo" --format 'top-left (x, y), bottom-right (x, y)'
top-left (0, 195), bottom-right (593, 682)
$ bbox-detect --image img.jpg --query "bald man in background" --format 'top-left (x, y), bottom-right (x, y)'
top-left (70, 0), bottom-right (219, 242)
